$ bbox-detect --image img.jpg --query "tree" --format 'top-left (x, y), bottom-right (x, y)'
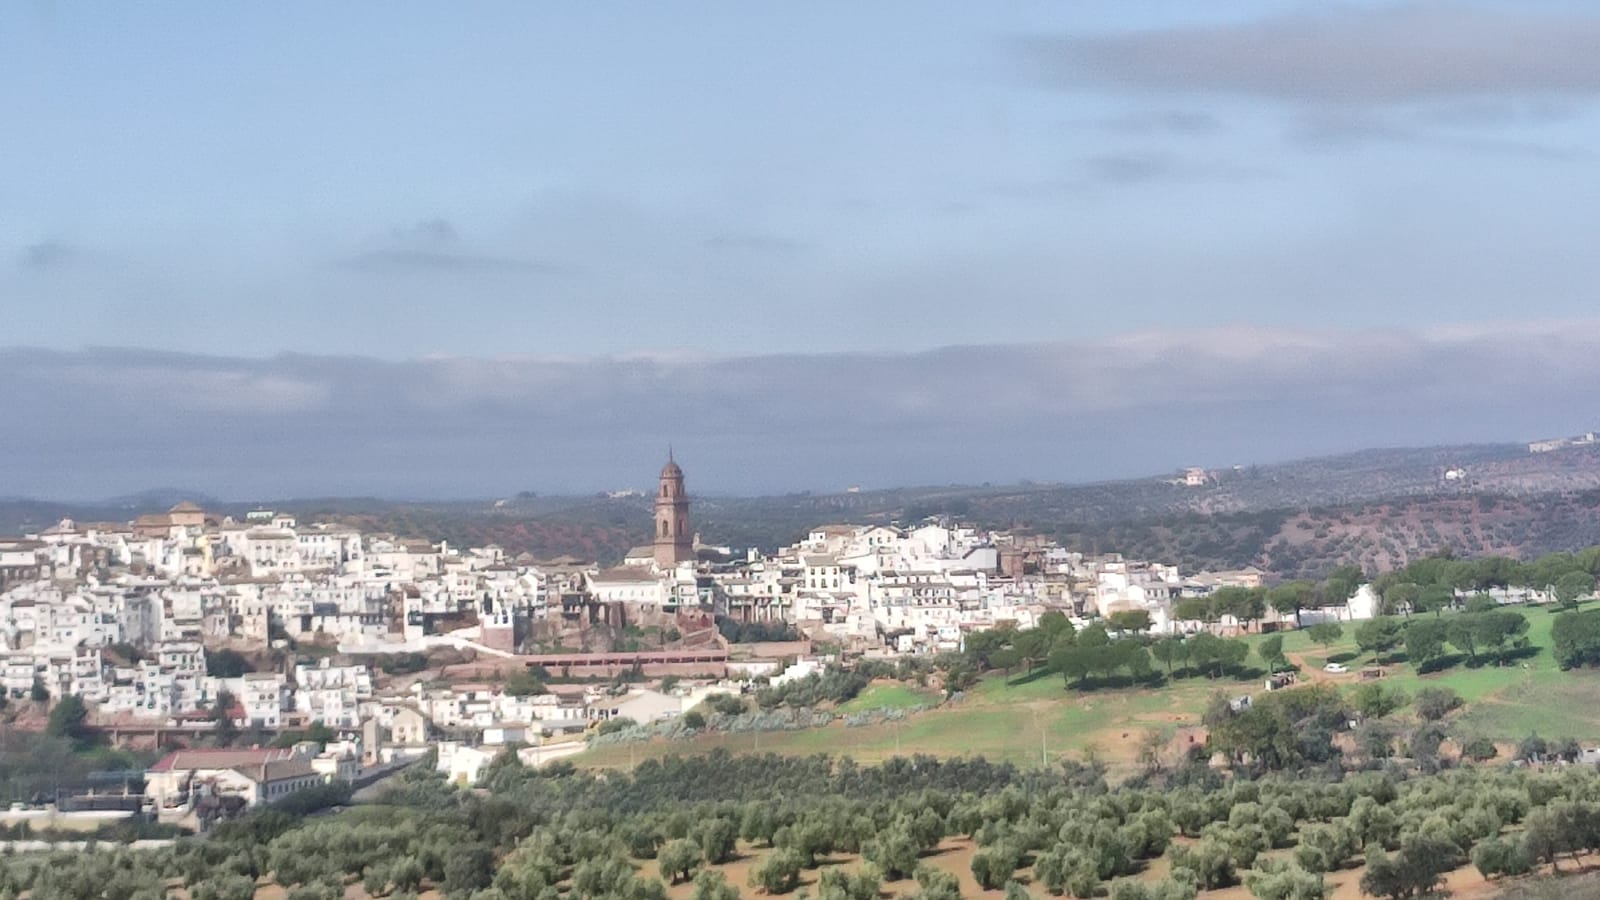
top-left (1555, 570), bottom-right (1596, 610)
top-left (692, 817), bottom-right (739, 865)
top-left (1352, 683), bottom-right (1405, 719)
top-left (46, 694), bottom-right (89, 743)
top-left (818, 864), bottom-right (881, 900)
top-left (1402, 619), bottom-right (1448, 671)
top-left (1461, 736), bottom-right (1498, 762)
top-left (909, 866), bottom-right (962, 900)
top-left (442, 843), bottom-right (494, 896)
top-left (1470, 609), bottom-right (1529, 663)
top-left (1294, 822), bottom-right (1357, 875)
top-left (30, 677), bottom-right (49, 703)
top-left (1471, 837), bottom-right (1532, 880)
top-left (1354, 617), bottom-right (1403, 663)
top-left (1305, 622), bottom-right (1342, 652)
top-left (1360, 833), bottom-right (1459, 900)
top-left (212, 689), bottom-right (239, 746)
top-left (1552, 609), bottom-right (1600, 668)
top-left (1014, 629), bottom-right (1051, 673)
top-left (1381, 582), bottom-right (1422, 617)
top-left (1413, 584), bottom-right (1454, 618)
top-left (1320, 567), bottom-right (1362, 608)
top-left (862, 825), bottom-right (922, 881)
top-left (192, 873), bottom-right (258, 900)
top-left (504, 669), bottom-right (549, 696)
top-left (659, 839), bottom-right (703, 884)
top-left (1257, 635), bottom-right (1285, 674)
top-left (750, 848), bottom-right (803, 895)
top-left (1268, 581), bottom-right (1315, 625)
top-left (690, 869), bottom-right (741, 900)
top-left (206, 648), bottom-right (254, 677)
top-left (1169, 836), bottom-right (1236, 889)
top-left (1050, 643), bottom-right (1094, 687)
top-left (1212, 587), bottom-right (1266, 632)
top-left (1173, 597), bottom-right (1213, 624)
top-left (1242, 859), bottom-right (1326, 900)
top-left (970, 843), bottom-right (1022, 890)
top-left (1151, 637), bottom-right (1183, 676)
top-left (1108, 609), bottom-right (1153, 634)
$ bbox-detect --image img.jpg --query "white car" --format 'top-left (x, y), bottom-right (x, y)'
top-left (1323, 663), bottom-right (1349, 674)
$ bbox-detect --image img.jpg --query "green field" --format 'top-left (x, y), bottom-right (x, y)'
top-left (579, 602), bottom-right (1600, 771)
top-left (834, 682), bottom-right (940, 714)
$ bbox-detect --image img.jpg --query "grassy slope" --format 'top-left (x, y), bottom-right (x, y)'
top-left (579, 602), bottom-right (1600, 772)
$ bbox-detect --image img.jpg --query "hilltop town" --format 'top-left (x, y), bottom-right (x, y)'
top-left (0, 456), bottom-right (1312, 817)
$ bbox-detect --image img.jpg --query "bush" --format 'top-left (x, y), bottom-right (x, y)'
top-left (1412, 686), bottom-right (1463, 721)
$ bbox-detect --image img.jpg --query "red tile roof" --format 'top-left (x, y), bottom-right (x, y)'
top-left (147, 747), bottom-right (298, 773)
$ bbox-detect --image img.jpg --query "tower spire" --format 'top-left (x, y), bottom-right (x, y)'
top-left (654, 452), bottom-right (691, 569)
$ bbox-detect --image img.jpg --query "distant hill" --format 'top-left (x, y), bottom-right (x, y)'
top-left (8, 441), bottom-right (1600, 577)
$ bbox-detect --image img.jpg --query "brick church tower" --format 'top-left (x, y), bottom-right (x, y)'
top-left (653, 452), bottom-right (693, 568)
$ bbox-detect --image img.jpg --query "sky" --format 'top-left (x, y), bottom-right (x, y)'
top-left (4, 2), bottom-right (1600, 499)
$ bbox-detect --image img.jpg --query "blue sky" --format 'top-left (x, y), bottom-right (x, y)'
top-left (5, 2), bottom-right (1600, 498)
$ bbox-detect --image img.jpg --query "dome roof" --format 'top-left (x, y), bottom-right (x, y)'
top-left (660, 458), bottom-right (684, 479)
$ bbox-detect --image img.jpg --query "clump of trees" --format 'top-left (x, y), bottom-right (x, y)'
top-left (754, 667), bottom-right (869, 709)
top-left (1552, 608), bottom-right (1600, 668)
top-left (717, 618), bottom-right (800, 644)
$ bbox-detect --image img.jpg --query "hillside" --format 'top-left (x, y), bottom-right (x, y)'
top-left (9, 442), bottom-right (1600, 576)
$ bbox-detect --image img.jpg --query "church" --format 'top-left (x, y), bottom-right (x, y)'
top-left (585, 454), bottom-right (705, 620)
top-left (652, 453), bottom-right (693, 568)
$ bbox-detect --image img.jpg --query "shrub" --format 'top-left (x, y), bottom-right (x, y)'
top-left (1412, 687), bottom-right (1462, 721)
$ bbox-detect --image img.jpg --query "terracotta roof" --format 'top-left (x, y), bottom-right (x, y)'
top-left (592, 565), bottom-right (660, 584)
top-left (232, 757), bottom-right (318, 784)
top-left (148, 747), bottom-right (298, 773)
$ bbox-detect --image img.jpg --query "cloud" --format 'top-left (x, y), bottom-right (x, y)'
top-left (1017, 4), bottom-right (1600, 104)
top-left (334, 217), bottom-right (567, 274)
top-left (1287, 110), bottom-right (1586, 159)
top-left (4, 322), bottom-right (1600, 499)
top-left (18, 240), bottom-right (75, 270)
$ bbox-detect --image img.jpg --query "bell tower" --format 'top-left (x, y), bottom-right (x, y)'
top-left (653, 451), bottom-right (693, 568)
